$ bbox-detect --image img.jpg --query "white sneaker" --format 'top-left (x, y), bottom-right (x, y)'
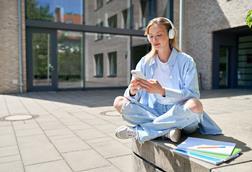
top-left (165, 128), bottom-right (181, 143)
top-left (115, 126), bottom-right (136, 139)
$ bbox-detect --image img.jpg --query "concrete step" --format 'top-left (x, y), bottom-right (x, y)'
top-left (132, 134), bottom-right (252, 172)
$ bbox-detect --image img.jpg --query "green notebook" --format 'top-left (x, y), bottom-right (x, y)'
top-left (188, 148), bottom-right (241, 160)
top-left (173, 148), bottom-right (241, 165)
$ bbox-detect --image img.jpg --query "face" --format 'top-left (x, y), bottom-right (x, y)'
top-left (147, 23), bottom-right (170, 51)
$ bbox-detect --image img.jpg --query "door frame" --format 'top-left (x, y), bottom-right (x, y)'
top-left (26, 28), bottom-right (57, 91)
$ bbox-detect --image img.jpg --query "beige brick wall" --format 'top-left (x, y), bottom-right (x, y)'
top-left (174, 0), bottom-right (252, 89)
top-left (0, 0), bottom-right (26, 93)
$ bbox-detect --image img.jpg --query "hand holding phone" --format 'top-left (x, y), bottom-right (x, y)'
top-left (131, 70), bottom-right (146, 80)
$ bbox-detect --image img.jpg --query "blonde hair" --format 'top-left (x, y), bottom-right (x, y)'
top-left (144, 17), bottom-right (180, 61)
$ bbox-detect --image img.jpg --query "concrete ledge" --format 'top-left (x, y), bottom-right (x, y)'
top-left (132, 138), bottom-right (211, 172)
top-left (132, 134), bottom-right (252, 172)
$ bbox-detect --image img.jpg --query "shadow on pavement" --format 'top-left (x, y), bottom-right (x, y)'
top-left (20, 88), bottom-right (125, 107)
top-left (200, 89), bottom-right (252, 99)
top-left (12, 88), bottom-right (252, 108)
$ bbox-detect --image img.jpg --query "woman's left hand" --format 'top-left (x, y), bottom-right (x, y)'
top-left (138, 79), bottom-right (165, 96)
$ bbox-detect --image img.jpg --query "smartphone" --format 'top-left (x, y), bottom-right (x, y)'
top-left (131, 70), bottom-right (146, 80)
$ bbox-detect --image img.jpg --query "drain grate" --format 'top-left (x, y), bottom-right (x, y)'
top-left (100, 110), bottom-right (120, 117)
top-left (0, 114), bottom-right (38, 121)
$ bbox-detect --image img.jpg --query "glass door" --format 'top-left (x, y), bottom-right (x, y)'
top-left (219, 47), bottom-right (230, 88)
top-left (27, 29), bottom-right (57, 91)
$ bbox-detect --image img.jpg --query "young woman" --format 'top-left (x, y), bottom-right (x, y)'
top-left (113, 17), bottom-right (222, 143)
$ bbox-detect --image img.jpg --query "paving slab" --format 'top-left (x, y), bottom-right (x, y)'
top-left (25, 160), bottom-right (72, 172)
top-left (81, 165), bottom-right (120, 172)
top-left (62, 149), bottom-right (110, 171)
top-left (87, 137), bottom-right (131, 158)
top-left (0, 134), bottom-right (16, 147)
top-left (0, 161), bottom-right (24, 172)
top-left (50, 136), bottom-right (91, 153)
top-left (0, 145), bottom-right (19, 157)
top-left (108, 154), bottom-right (134, 172)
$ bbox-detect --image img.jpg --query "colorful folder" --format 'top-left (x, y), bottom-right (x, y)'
top-left (173, 137), bottom-right (241, 165)
top-left (176, 137), bottom-right (236, 155)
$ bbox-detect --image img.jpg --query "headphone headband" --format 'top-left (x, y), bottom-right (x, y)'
top-left (163, 18), bottom-right (175, 29)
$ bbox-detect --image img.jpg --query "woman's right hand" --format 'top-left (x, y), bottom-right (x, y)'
top-left (129, 79), bottom-right (140, 96)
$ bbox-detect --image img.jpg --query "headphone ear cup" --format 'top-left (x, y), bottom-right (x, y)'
top-left (168, 29), bottom-right (175, 39)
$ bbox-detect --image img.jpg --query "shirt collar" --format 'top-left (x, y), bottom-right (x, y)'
top-left (148, 48), bottom-right (178, 67)
top-left (167, 48), bottom-right (178, 66)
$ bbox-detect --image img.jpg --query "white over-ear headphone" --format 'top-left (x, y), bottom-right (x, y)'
top-left (164, 18), bottom-right (175, 39)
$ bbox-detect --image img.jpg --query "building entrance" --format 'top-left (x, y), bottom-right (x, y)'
top-left (213, 26), bottom-right (252, 89)
top-left (27, 29), bottom-right (57, 91)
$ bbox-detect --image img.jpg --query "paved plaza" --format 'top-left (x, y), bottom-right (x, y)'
top-left (0, 89), bottom-right (252, 172)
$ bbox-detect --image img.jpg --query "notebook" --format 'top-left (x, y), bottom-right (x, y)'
top-left (177, 137), bottom-right (236, 156)
top-left (173, 148), bottom-right (241, 165)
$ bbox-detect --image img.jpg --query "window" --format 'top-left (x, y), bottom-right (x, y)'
top-left (95, 21), bottom-right (104, 40)
top-left (57, 31), bottom-right (83, 88)
top-left (140, 0), bottom-right (148, 28)
top-left (96, 0), bottom-right (103, 10)
top-left (94, 53), bottom-right (103, 77)
top-left (106, 0), bottom-right (112, 3)
top-left (108, 52), bottom-right (117, 76)
top-left (26, 0), bottom-right (83, 25)
top-left (85, 0), bottom-right (131, 28)
top-left (108, 14), bottom-right (117, 28)
top-left (122, 8), bottom-right (130, 29)
top-left (85, 33), bottom-right (129, 88)
top-left (237, 36), bottom-right (252, 87)
top-left (219, 47), bottom-right (229, 88)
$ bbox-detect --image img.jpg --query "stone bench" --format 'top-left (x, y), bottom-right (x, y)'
top-left (132, 133), bottom-right (252, 172)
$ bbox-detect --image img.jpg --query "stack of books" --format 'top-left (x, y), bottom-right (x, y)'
top-left (173, 137), bottom-right (241, 165)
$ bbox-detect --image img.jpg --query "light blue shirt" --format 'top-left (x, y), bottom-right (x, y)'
top-left (124, 48), bottom-right (222, 135)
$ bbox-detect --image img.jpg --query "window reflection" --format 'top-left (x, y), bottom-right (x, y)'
top-left (94, 53), bottom-right (104, 77)
top-left (238, 36), bottom-right (252, 87)
top-left (132, 36), bottom-right (150, 69)
top-left (95, 0), bottom-right (103, 10)
top-left (26, 0), bottom-right (172, 30)
top-left (122, 8), bottom-right (130, 29)
top-left (219, 47), bottom-right (229, 88)
top-left (26, 0), bottom-right (83, 24)
top-left (85, 0), bottom-right (130, 29)
top-left (132, 0), bottom-right (171, 30)
top-left (108, 52), bottom-right (117, 76)
top-left (108, 14), bottom-right (117, 28)
top-left (57, 31), bottom-right (83, 88)
top-left (85, 33), bottom-right (130, 88)
top-left (32, 33), bottom-right (52, 86)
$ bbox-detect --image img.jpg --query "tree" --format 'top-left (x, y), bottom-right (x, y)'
top-left (26, 0), bottom-right (53, 21)
top-left (246, 9), bottom-right (252, 29)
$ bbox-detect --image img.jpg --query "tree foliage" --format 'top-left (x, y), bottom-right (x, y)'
top-left (246, 9), bottom-right (252, 29)
top-left (26, 0), bottom-right (53, 21)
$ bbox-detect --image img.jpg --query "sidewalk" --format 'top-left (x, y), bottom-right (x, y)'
top-left (0, 89), bottom-right (252, 172)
